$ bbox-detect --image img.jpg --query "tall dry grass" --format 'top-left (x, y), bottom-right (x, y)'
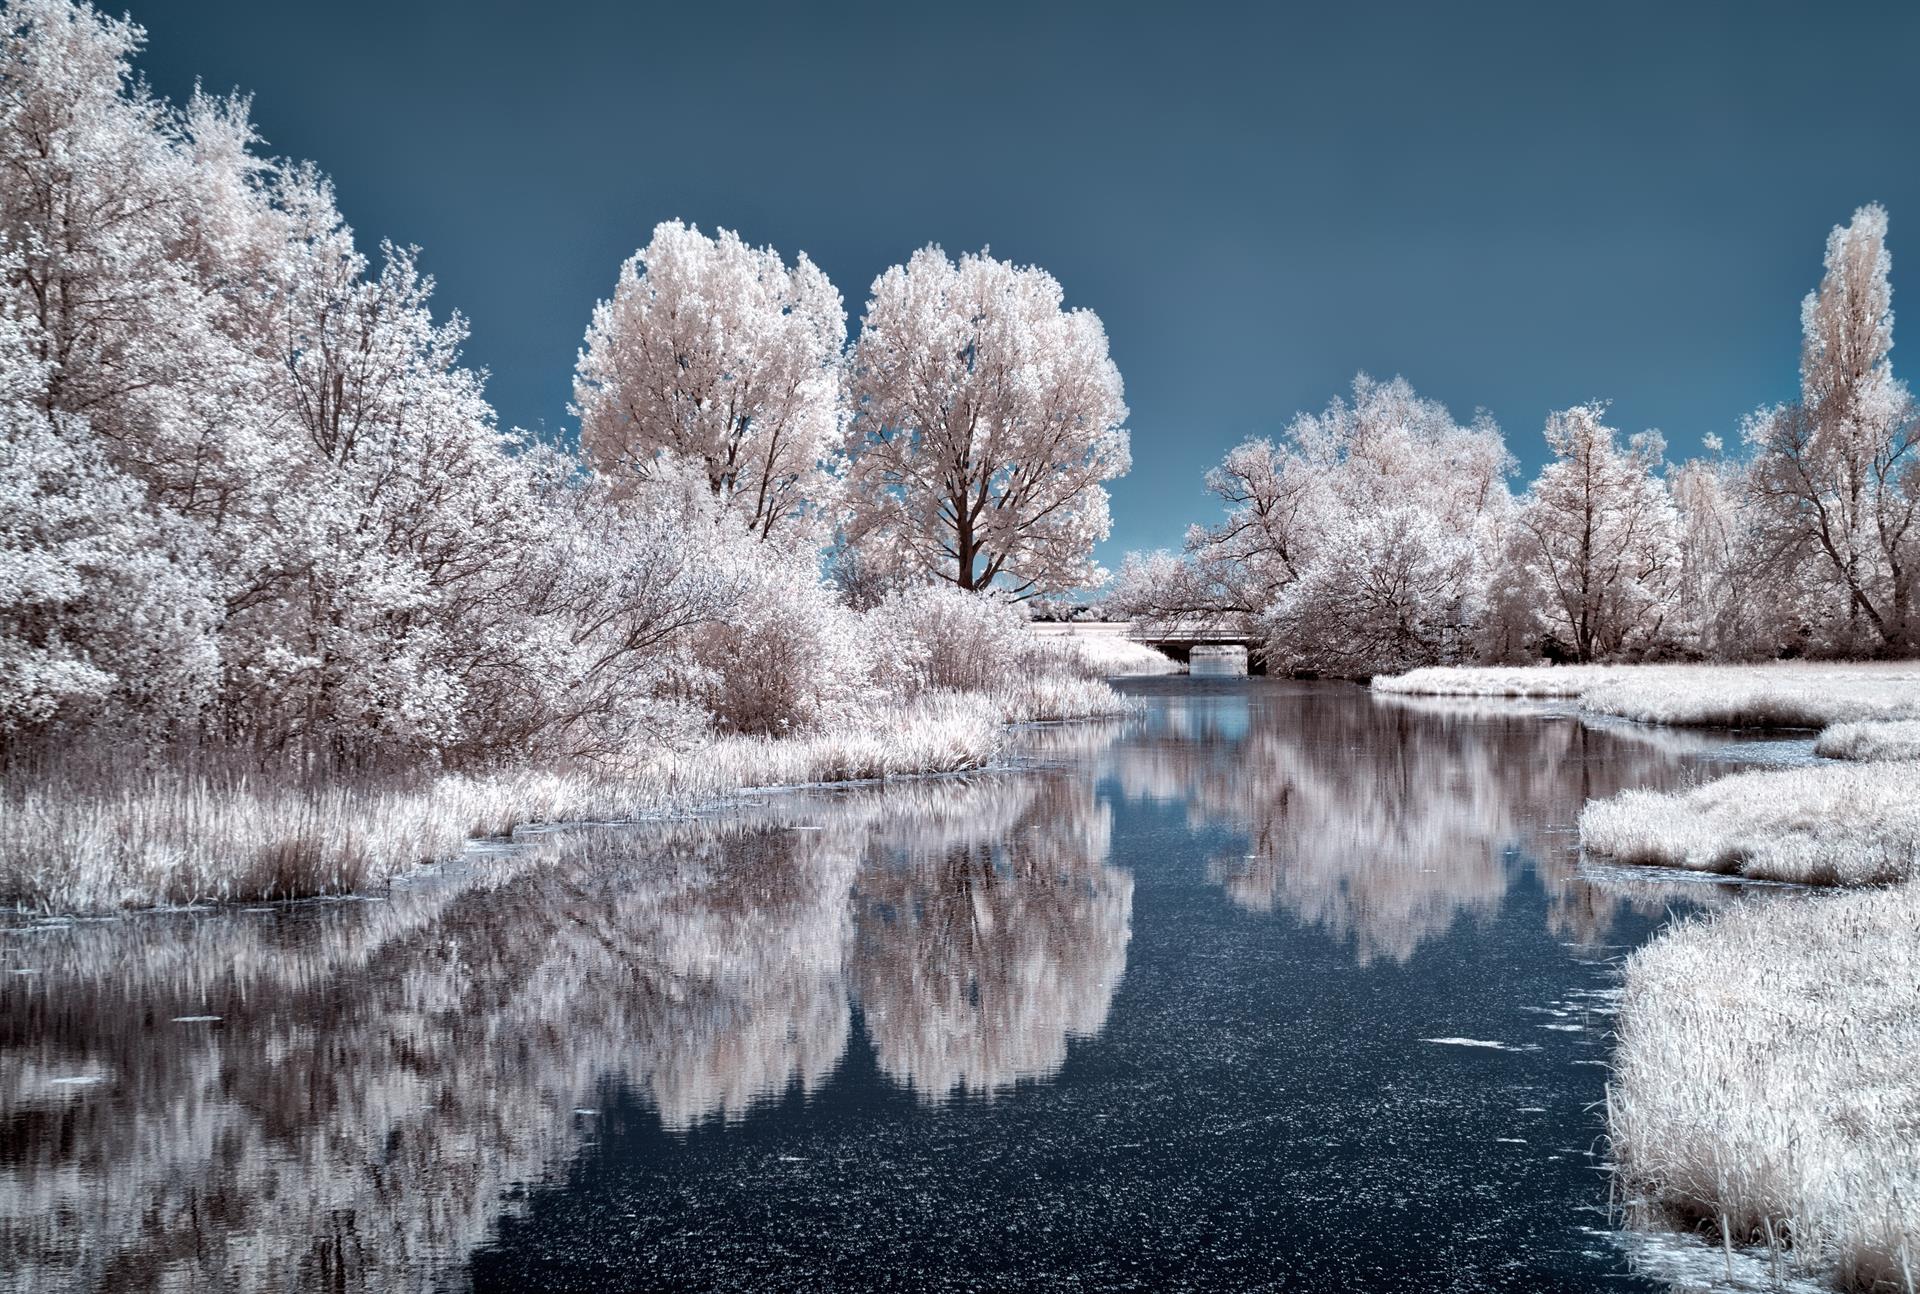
top-left (1, 683), bottom-right (1134, 915)
top-left (1579, 761), bottom-right (1920, 886)
top-left (1610, 884), bottom-right (1920, 1291)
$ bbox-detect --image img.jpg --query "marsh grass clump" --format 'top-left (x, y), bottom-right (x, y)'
top-left (1814, 718), bottom-right (1920, 762)
top-left (1039, 631), bottom-right (1184, 677)
top-left (1579, 762), bottom-right (1920, 886)
top-left (1373, 663), bottom-right (1625, 699)
top-left (1610, 884), bottom-right (1920, 1291)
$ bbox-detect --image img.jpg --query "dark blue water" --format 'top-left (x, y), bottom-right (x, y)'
top-left (0, 680), bottom-right (1764, 1292)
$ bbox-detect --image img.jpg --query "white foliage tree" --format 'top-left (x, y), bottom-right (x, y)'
top-left (1746, 203), bottom-right (1920, 655)
top-left (0, 0), bottom-right (758, 767)
top-left (1503, 403), bottom-right (1682, 662)
top-left (845, 246), bottom-right (1130, 597)
top-left (574, 220), bottom-right (847, 545)
top-left (1668, 440), bottom-right (1776, 659)
top-left (1117, 374), bottom-right (1510, 674)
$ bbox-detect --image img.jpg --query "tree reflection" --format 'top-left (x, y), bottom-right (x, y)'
top-left (851, 776), bottom-right (1130, 1099)
top-left (1104, 684), bottom-right (1718, 965)
top-left (0, 771), bottom-right (1130, 1292)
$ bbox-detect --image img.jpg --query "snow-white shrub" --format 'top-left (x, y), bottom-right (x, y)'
top-left (1263, 504), bottom-right (1489, 676)
top-left (865, 583), bottom-right (1038, 696)
top-left (1114, 374), bottom-right (1512, 676)
top-left (690, 553), bottom-right (873, 736)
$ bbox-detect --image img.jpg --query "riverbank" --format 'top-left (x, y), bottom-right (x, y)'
top-left (1, 676), bottom-right (1135, 915)
top-left (1610, 883), bottom-right (1920, 1291)
top-left (1374, 661), bottom-right (1920, 1289)
top-left (1579, 760), bottom-right (1920, 886)
top-left (1375, 661), bottom-right (1920, 729)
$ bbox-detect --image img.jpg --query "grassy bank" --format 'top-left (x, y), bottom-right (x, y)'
top-left (1, 681), bottom-right (1135, 915)
top-left (1032, 625), bottom-right (1186, 676)
top-left (1376, 662), bottom-right (1920, 730)
top-left (1486, 661), bottom-right (1920, 1287)
top-left (1580, 761), bottom-right (1920, 886)
top-left (1609, 884), bottom-right (1920, 1291)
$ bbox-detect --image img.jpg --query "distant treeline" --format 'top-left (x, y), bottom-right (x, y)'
top-left (1115, 205), bottom-right (1918, 675)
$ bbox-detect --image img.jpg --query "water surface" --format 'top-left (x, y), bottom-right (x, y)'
top-left (0, 680), bottom-right (1784, 1291)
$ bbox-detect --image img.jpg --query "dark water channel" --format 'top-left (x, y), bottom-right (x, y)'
top-left (0, 679), bottom-right (1795, 1292)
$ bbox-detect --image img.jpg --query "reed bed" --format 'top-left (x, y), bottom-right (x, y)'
top-left (1372, 663), bottom-right (1624, 699)
top-left (1579, 761), bottom-right (1920, 886)
top-left (1044, 631), bottom-right (1185, 677)
top-left (1814, 719), bottom-right (1920, 762)
top-left (0, 682), bottom-right (1132, 914)
top-left (1610, 883), bottom-right (1920, 1291)
top-left (1376, 661), bottom-right (1920, 730)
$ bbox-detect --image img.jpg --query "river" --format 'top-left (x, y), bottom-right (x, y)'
top-left (0, 678), bottom-right (1795, 1292)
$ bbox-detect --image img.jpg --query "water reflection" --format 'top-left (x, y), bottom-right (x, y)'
top-left (1099, 682), bottom-right (1735, 965)
top-left (853, 777), bottom-right (1129, 1099)
top-left (0, 682), bottom-right (1771, 1292)
top-left (0, 773), bottom-right (1126, 1293)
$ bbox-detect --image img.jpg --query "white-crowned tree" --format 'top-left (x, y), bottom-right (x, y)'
top-left (1115, 374), bottom-right (1511, 674)
top-left (574, 220), bottom-right (847, 545)
top-left (845, 247), bottom-right (1130, 597)
top-left (1746, 204), bottom-right (1919, 654)
top-left (1504, 404), bottom-right (1681, 662)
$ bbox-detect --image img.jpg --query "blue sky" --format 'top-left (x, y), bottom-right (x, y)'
top-left (123, 0), bottom-right (1920, 565)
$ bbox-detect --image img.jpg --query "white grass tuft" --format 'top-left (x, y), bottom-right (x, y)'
top-left (1579, 761), bottom-right (1920, 886)
top-left (1814, 719), bottom-right (1920, 762)
top-left (1611, 884), bottom-right (1920, 1290)
top-left (1373, 663), bottom-right (1622, 699)
top-left (1029, 623), bottom-right (1184, 676)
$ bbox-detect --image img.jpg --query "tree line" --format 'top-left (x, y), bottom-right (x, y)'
top-left (1115, 203), bottom-right (1918, 674)
top-left (0, 0), bottom-right (1131, 769)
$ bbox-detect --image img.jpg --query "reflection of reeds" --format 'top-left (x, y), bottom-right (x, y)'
top-left (0, 771), bottom-right (1131, 1292)
top-left (1, 688), bottom-right (1139, 914)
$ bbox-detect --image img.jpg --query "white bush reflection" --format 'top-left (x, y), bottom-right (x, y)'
top-left (0, 771), bottom-right (1127, 1293)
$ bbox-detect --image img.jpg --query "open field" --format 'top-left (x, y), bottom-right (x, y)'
top-left (1376, 662), bottom-right (1920, 730)
top-left (0, 682), bottom-right (1134, 916)
top-left (1609, 884), bottom-right (1920, 1291)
